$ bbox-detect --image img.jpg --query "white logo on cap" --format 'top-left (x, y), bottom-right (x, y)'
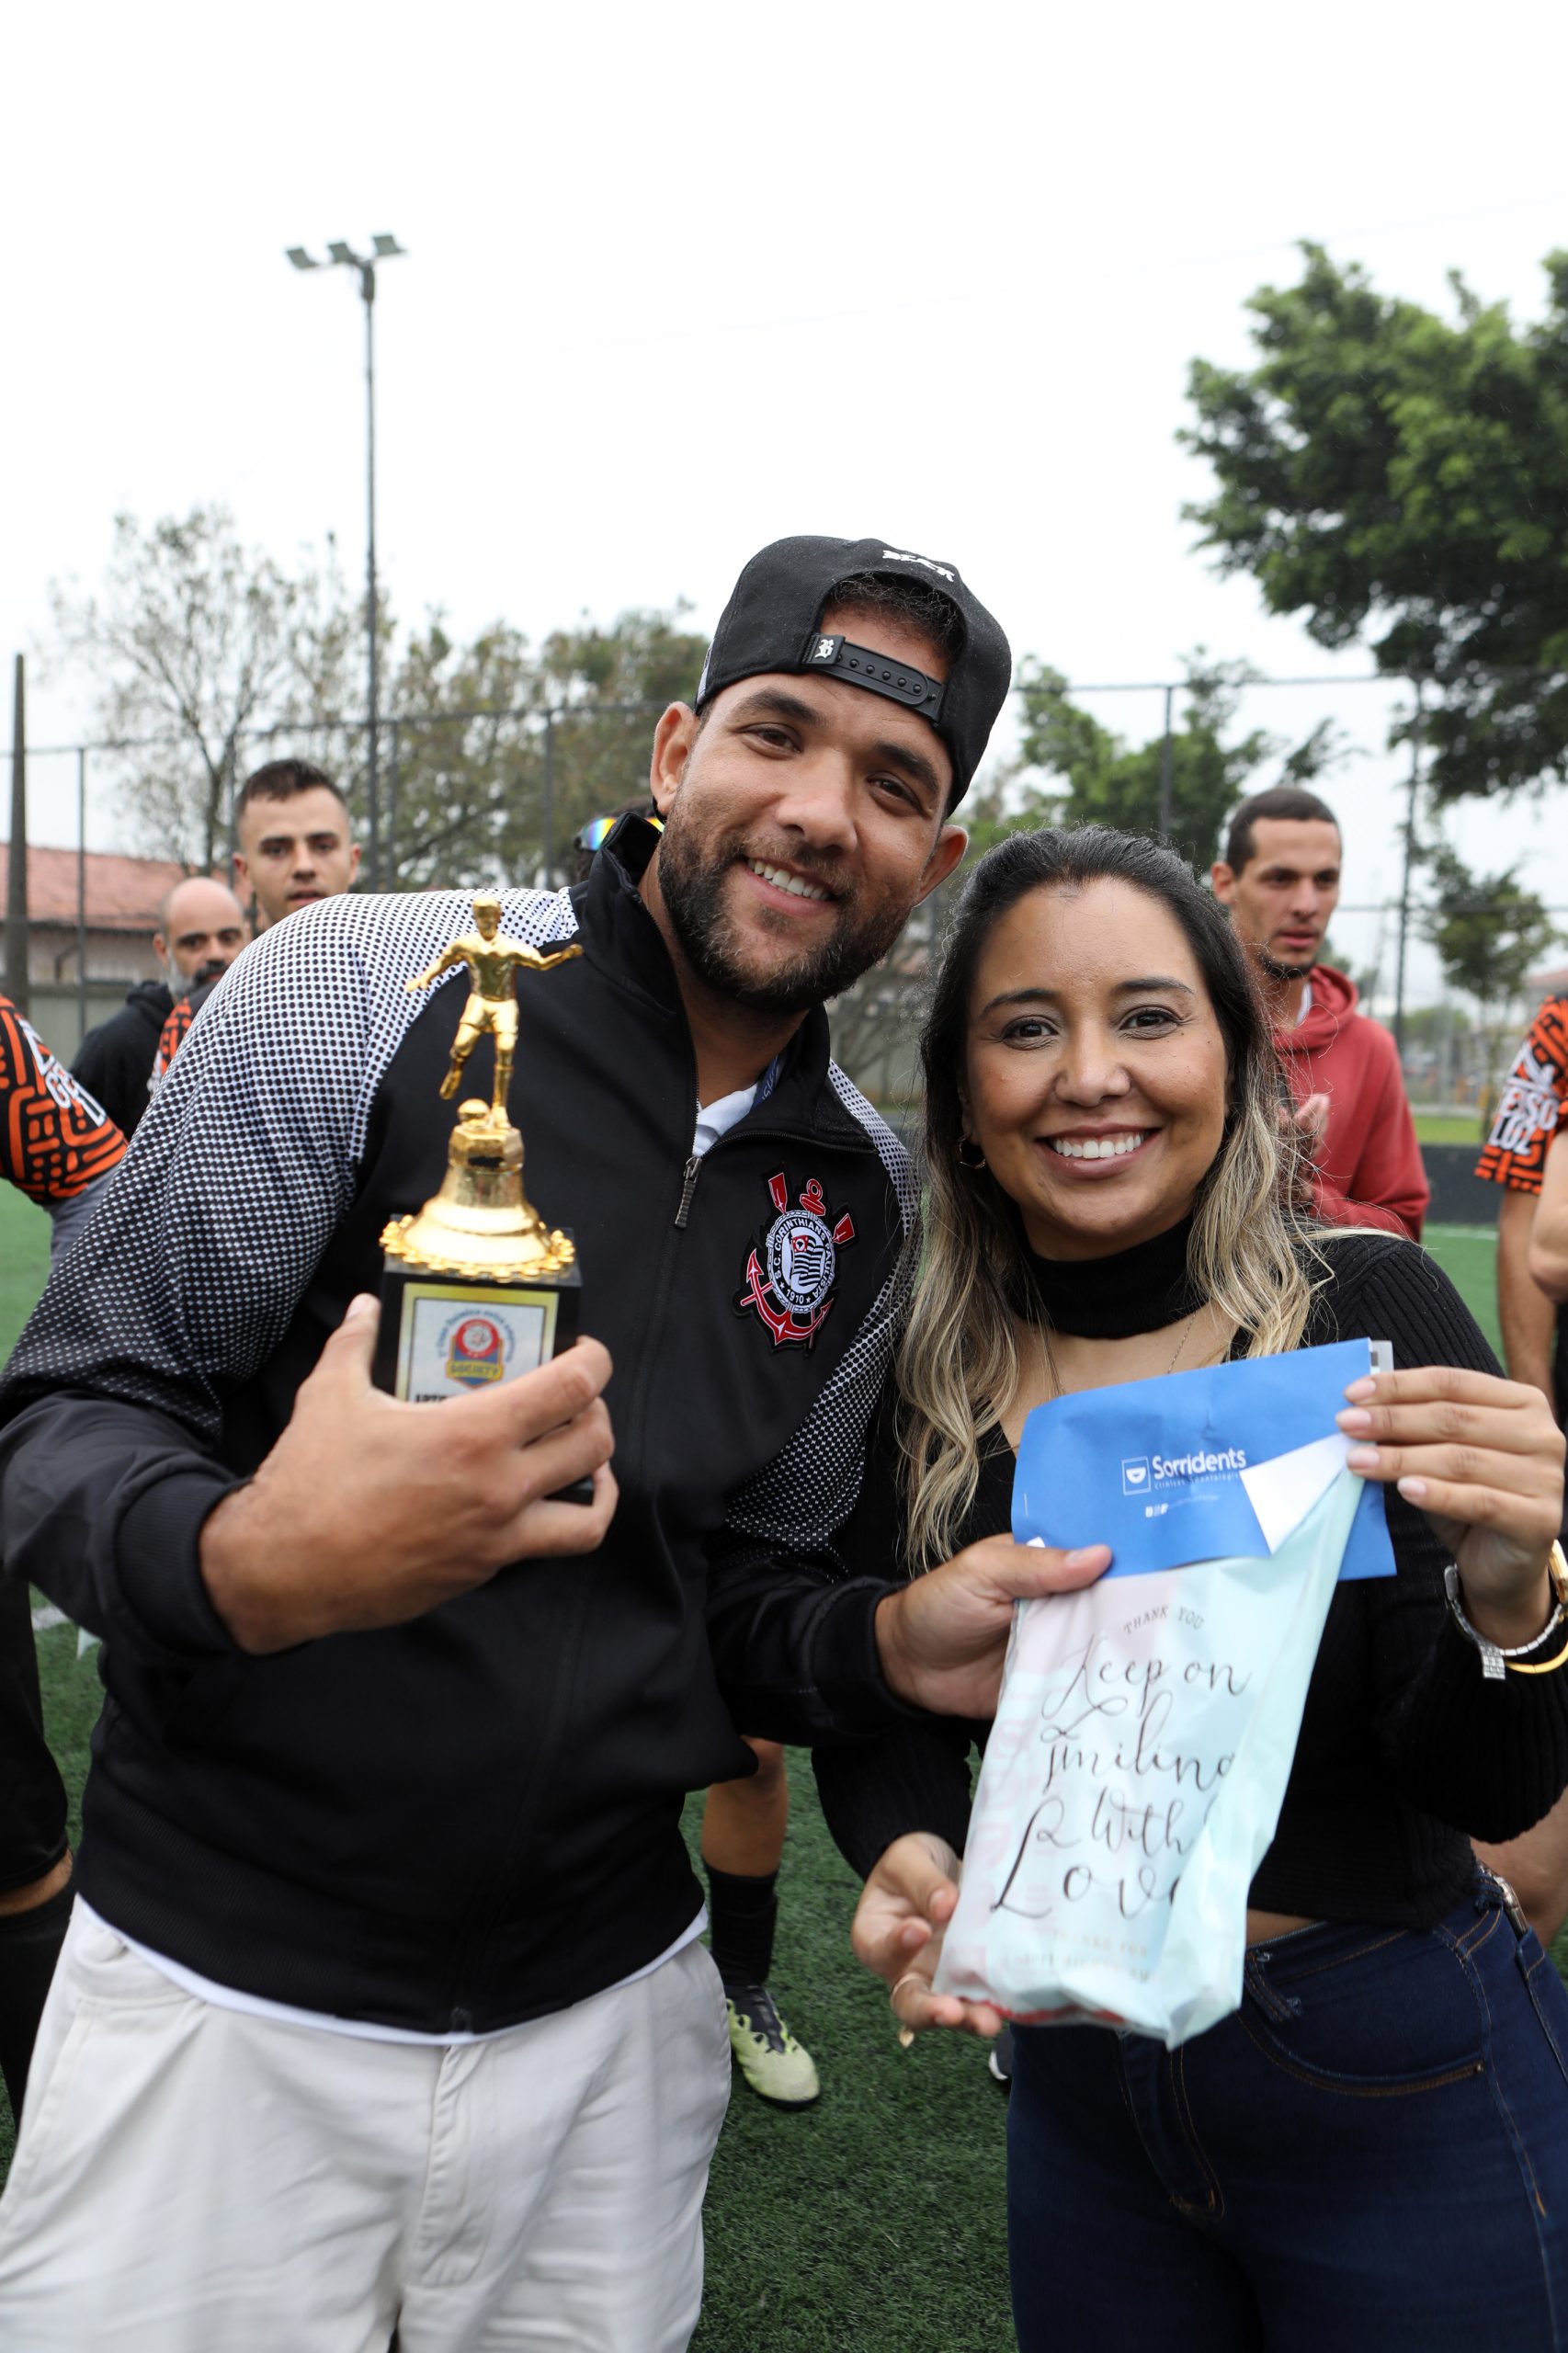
top-left (811, 636), bottom-right (837, 662)
top-left (882, 549), bottom-right (956, 583)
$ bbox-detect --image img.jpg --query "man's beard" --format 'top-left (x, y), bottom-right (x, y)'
top-left (656, 816), bottom-right (911, 1018)
top-left (1258, 946), bottom-right (1316, 984)
top-left (170, 957), bottom-right (228, 999)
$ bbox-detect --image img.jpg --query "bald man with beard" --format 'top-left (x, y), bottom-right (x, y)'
top-left (74, 877), bottom-right (246, 1138)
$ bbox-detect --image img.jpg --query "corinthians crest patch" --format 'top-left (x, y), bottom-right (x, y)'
top-left (736, 1171), bottom-right (856, 1350)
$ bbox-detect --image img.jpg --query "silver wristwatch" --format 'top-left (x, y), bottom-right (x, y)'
top-left (1445, 1546), bottom-right (1568, 1681)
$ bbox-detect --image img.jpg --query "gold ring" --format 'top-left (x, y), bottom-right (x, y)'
top-left (892, 1970), bottom-right (926, 2049)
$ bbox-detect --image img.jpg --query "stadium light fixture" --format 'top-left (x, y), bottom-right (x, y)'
top-left (283, 234), bottom-right (408, 892)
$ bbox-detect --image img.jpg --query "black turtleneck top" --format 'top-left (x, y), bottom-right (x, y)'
top-left (818, 1228), bottom-right (1568, 1930)
top-left (1006, 1208), bottom-right (1207, 1337)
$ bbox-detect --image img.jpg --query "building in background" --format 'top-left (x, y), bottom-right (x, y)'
top-left (0, 844), bottom-right (184, 1061)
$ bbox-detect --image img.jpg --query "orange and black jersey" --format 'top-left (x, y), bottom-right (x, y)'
top-left (1476, 997), bottom-right (1568, 1196)
top-left (152, 993), bottom-right (197, 1086)
top-left (0, 995), bottom-right (125, 1204)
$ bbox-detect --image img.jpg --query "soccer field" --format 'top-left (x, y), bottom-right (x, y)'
top-left (0, 1192), bottom-right (1550, 2348)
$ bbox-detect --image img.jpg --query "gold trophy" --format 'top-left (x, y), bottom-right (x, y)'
top-left (372, 894), bottom-right (585, 1449)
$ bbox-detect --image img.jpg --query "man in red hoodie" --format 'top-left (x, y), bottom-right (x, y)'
top-left (1212, 785), bottom-right (1428, 1239)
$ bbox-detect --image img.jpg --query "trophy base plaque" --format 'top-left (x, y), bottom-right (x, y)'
top-left (372, 1095), bottom-right (593, 1505)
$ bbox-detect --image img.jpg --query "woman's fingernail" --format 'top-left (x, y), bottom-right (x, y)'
top-left (1397, 1476), bottom-right (1428, 1502)
top-left (1344, 1377), bottom-right (1376, 1402)
top-left (1336, 1407), bottom-right (1371, 1433)
top-left (1346, 1445), bottom-right (1379, 1472)
top-left (1065, 1545), bottom-right (1110, 1569)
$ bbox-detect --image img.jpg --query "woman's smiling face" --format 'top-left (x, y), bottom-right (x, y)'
top-left (963, 878), bottom-right (1230, 1261)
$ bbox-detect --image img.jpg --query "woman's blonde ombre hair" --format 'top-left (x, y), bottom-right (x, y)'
top-left (898, 825), bottom-right (1323, 1573)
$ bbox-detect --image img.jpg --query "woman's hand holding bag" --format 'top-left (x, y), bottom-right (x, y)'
top-left (1339, 1367), bottom-right (1566, 1644)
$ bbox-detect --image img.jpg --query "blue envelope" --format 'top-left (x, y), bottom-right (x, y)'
top-left (1012, 1337), bottom-right (1395, 1583)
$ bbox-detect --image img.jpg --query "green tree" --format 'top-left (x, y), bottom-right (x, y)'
top-left (50, 507), bottom-right (354, 870)
top-left (382, 604), bottom-right (708, 889)
top-left (1417, 839), bottom-right (1559, 1074)
top-left (981, 653), bottom-right (1342, 870)
top-left (1183, 244), bottom-right (1568, 803)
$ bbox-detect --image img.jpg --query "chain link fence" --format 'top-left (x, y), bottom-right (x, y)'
top-left (6, 675), bottom-right (1567, 1109)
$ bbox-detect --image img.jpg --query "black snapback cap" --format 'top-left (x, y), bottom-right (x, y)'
top-left (694, 535), bottom-right (1011, 806)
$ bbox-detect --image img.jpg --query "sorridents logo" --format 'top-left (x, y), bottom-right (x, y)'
top-left (881, 548), bottom-right (957, 583)
top-left (444, 1313), bottom-right (508, 1385)
top-left (735, 1171), bottom-right (856, 1350)
top-left (1121, 1457), bottom-right (1151, 1495)
top-left (1149, 1444), bottom-right (1248, 1483)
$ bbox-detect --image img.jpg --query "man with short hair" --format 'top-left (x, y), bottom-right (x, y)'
top-left (233, 756), bottom-right (359, 927)
top-left (72, 875), bottom-right (246, 1138)
top-left (1212, 784), bottom-right (1428, 1238)
top-left (0, 538), bottom-right (1075, 2350)
top-left (155, 763), bottom-right (358, 1082)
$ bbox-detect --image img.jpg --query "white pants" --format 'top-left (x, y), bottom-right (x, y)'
top-left (0, 1908), bottom-right (732, 2352)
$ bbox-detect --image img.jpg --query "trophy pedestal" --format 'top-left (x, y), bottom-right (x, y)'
top-left (371, 1253), bottom-right (582, 1399)
top-left (371, 1095), bottom-right (592, 1504)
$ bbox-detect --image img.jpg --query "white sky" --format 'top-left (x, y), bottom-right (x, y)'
top-left (5, 0), bottom-right (1568, 1008)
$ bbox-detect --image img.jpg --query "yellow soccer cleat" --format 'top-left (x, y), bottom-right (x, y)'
top-left (724, 1984), bottom-right (821, 2109)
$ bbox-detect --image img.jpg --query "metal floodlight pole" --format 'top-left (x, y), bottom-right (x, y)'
top-left (76, 747), bottom-right (88, 1042)
top-left (6, 654), bottom-right (28, 1016)
top-left (286, 234), bottom-right (406, 892)
top-left (1157, 682), bottom-right (1175, 838)
top-left (1393, 682), bottom-right (1423, 1062)
top-left (362, 261), bottom-right (380, 892)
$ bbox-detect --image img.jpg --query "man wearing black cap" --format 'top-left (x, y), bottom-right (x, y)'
top-left (0, 537), bottom-right (1072, 2350)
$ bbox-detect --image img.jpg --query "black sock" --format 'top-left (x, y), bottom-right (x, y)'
top-left (705, 1865), bottom-right (779, 1991)
top-left (0, 1878), bottom-right (74, 2120)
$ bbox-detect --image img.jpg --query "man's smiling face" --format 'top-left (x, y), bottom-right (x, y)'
top-left (645, 605), bottom-right (966, 1017)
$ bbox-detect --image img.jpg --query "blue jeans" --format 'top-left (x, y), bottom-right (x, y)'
top-left (1008, 1874), bottom-right (1568, 2350)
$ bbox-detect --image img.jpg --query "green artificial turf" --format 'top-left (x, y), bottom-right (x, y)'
top-left (0, 1186), bottom-right (50, 1370)
top-left (1414, 1112), bottom-right (1483, 1146)
top-left (1423, 1222), bottom-right (1503, 1358)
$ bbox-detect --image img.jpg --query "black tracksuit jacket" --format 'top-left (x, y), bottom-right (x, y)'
top-left (71, 978), bottom-right (173, 1139)
top-left (0, 824), bottom-right (915, 2031)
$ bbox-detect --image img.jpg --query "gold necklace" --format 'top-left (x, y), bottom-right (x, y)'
top-left (1165, 1310), bottom-right (1202, 1376)
top-left (1029, 1305), bottom-right (1204, 1413)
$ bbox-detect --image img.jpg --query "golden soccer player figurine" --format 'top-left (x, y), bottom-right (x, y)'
top-left (406, 892), bottom-right (582, 1112)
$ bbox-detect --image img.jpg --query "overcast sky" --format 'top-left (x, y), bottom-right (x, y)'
top-left (5, 0), bottom-right (1568, 1006)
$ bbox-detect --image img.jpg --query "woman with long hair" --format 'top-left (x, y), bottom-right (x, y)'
top-left (821, 825), bottom-right (1568, 2350)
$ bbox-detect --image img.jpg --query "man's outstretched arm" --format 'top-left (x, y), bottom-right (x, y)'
top-left (405, 942), bottom-right (465, 994)
top-left (1528, 1133), bottom-right (1568, 1306)
top-left (1500, 1187), bottom-right (1557, 1401)
top-left (518, 944), bottom-right (584, 973)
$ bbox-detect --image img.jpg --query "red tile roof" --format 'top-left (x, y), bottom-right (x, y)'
top-left (0, 843), bottom-right (198, 932)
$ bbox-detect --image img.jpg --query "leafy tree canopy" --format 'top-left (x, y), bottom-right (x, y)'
top-left (50, 508), bottom-right (707, 888)
top-left (966, 653), bottom-right (1343, 871)
top-left (1183, 244), bottom-right (1568, 804)
top-left (1416, 838), bottom-right (1559, 1034)
top-left (50, 506), bottom-right (352, 871)
top-left (382, 604), bottom-right (706, 889)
